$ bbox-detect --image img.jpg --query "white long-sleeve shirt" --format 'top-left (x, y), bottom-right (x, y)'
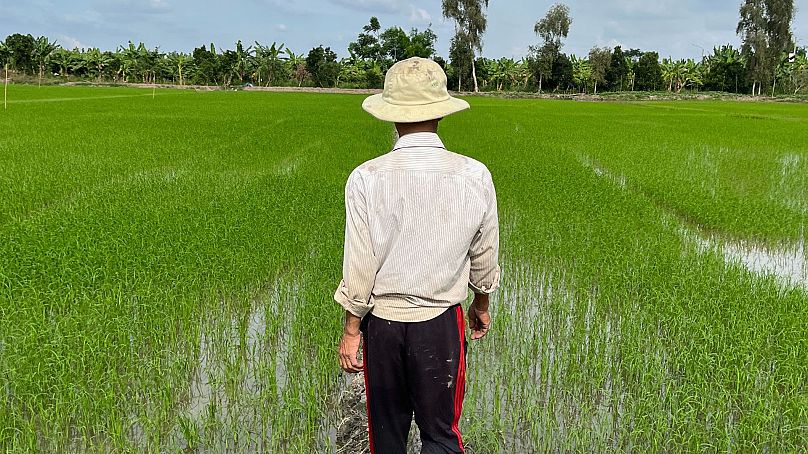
top-left (334, 132), bottom-right (500, 323)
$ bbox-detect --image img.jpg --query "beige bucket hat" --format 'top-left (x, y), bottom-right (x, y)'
top-left (362, 57), bottom-right (470, 123)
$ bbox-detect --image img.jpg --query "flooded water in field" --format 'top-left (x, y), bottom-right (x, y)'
top-left (166, 280), bottom-right (299, 452)
top-left (460, 259), bottom-right (629, 451)
top-left (580, 154), bottom-right (808, 289)
top-left (685, 228), bottom-right (807, 289)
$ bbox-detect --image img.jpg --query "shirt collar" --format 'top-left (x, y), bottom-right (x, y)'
top-left (392, 132), bottom-right (446, 152)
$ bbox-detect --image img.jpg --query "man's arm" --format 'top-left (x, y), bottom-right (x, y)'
top-left (468, 170), bottom-right (500, 340)
top-left (334, 171), bottom-right (377, 373)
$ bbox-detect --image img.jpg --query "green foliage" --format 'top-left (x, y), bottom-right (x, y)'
top-left (4, 33), bottom-right (36, 73)
top-left (534, 3), bottom-right (572, 49)
top-left (635, 52), bottom-right (663, 91)
top-left (571, 55), bottom-right (592, 92)
top-left (305, 45), bottom-right (340, 88)
top-left (737, 0), bottom-right (795, 93)
top-left (588, 46), bottom-right (611, 93)
top-left (348, 17), bottom-right (383, 62)
top-left (703, 45), bottom-right (748, 93)
top-left (448, 31), bottom-right (474, 91)
top-left (606, 46), bottom-right (631, 91)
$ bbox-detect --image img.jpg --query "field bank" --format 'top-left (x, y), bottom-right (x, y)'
top-left (0, 86), bottom-right (806, 452)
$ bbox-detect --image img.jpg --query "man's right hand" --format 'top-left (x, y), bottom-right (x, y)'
top-left (468, 296), bottom-right (491, 340)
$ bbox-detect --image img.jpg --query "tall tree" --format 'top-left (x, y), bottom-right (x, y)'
top-left (606, 46), bottom-right (630, 91)
top-left (406, 28), bottom-right (437, 59)
top-left (306, 45), bottom-right (340, 88)
top-left (448, 31), bottom-right (474, 91)
top-left (380, 27), bottom-right (409, 63)
top-left (532, 3), bottom-right (572, 92)
top-left (348, 17), bottom-right (383, 63)
top-left (442, 0), bottom-right (490, 92)
top-left (634, 52), bottom-right (663, 91)
top-left (737, 0), bottom-right (794, 95)
top-left (4, 33), bottom-right (36, 74)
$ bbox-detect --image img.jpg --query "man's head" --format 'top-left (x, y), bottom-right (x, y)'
top-left (362, 57), bottom-right (469, 125)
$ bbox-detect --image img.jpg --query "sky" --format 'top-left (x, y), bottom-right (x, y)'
top-left (1, 0), bottom-right (807, 60)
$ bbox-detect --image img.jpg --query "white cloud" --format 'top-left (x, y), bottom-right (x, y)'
top-left (275, 23), bottom-right (288, 32)
top-left (58, 35), bottom-right (90, 50)
top-left (409, 6), bottom-right (431, 23)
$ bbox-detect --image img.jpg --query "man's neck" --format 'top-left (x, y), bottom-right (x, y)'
top-left (394, 119), bottom-right (440, 137)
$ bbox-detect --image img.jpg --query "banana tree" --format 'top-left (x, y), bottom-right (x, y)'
top-left (515, 60), bottom-right (531, 90)
top-left (791, 54), bottom-right (808, 94)
top-left (85, 48), bottom-right (114, 81)
top-left (681, 59), bottom-right (703, 92)
top-left (255, 42), bottom-right (286, 86)
top-left (483, 59), bottom-right (499, 90)
top-left (166, 52), bottom-right (190, 86)
top-left (285, 49), bottom-right (307, 87)
top-left (33, 36), bottom-right (59, 86)
top-left (233, 40), bottom-right (253, 84)
top-left (571, 55), bottom-right (592, 93)
top-left (499, 58), bottom-right (519, 91)
top-left (50, 48), bottom-right (73, 78)
top-left (117, 42), bottom-right (140, 82)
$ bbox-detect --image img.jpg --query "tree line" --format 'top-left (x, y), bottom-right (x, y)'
top-left (1, 0), bottom-right (805, 95)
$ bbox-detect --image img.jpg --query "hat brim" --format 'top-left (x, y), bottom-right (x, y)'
top-left (362, 94), bottom-right (470, 123)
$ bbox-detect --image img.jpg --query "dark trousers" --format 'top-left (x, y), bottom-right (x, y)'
top-left (361, 305), bottom-right (467, 454)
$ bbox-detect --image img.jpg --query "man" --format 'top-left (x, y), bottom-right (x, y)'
top-left (335, 57), bottom-right (500, 454)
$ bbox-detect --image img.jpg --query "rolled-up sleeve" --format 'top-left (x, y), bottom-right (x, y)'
top-left (469, 171), bottom-right (501, 294)
top-left (334, 171), bottom-right (378, 318)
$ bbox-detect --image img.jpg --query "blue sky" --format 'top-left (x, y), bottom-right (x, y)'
top-left (2, 0), bottom-right (806, 60)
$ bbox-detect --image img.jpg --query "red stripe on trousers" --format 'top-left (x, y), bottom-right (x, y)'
top-left (451, 306), bottom-right (466, 452)
top-left (362, 339), bottom-right (375, 454)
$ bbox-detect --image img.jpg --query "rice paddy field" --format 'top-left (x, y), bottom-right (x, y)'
top-left (1, 85), bottom-right (807, 452)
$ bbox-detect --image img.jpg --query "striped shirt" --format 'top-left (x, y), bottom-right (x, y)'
top-left (334, 132), bottom-right (500, 323)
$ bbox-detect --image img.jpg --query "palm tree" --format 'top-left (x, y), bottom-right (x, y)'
top-left (33, 36), bottom-right (59, 86)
